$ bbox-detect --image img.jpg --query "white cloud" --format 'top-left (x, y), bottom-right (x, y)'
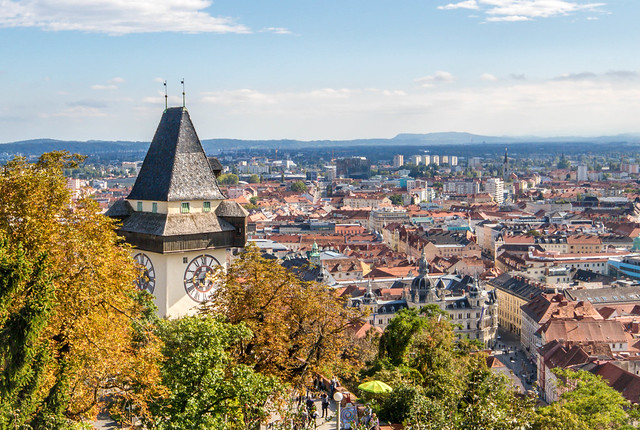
top-left (91, 77), bottom-right (126, 90)
top-left (184, 71), bottom-right (640, 140)
top-left (0, 0), bottom-right (250, 35)
top-left (91, 84), bottom-right (118, 90)
top-left (261, 27), bottom-right (291, 35)
top-left (415, 71), bottom-right (455, 87)
top-left (439, 0), bottom-right (606, 22)
top-left (42, 106), bottom-right (108, 118)
top-left (481, 73), bottom-right (498, 81)
top-left (438, 0), bottom-right (479, 10)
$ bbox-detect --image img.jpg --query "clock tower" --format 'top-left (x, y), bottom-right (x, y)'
top-left (107, 107), bottom-right (247, 317)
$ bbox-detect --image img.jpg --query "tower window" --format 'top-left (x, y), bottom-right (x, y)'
top-left (152, 202), bottom-right (158, 213)
top-left (181, 202), bottom-right (190, 214)
top-left (203, 201), bottom-right (211, 212)
top-left (137, 201), bottom-right (143, 211)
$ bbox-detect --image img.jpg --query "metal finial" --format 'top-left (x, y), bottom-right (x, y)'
top-left (164, 80), bottom-right (168, 111)
top-left (181, 79), bottom-right (186, 108)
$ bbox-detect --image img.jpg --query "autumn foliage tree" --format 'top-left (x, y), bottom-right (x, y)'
top-left (203, 245), bottom-right (362, 385)
top-left (0, 153), bottom-right (163, 427)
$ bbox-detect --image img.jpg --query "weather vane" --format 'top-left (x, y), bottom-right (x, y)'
top-left (164, 80), bottom-right (168, 111)
top-left (181, 78), bottom-right (186, 108)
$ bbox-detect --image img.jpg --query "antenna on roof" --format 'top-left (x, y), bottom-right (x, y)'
top-left (181, 78), bottom-right (186, 108)
top-left (164, 80), bottom-right (168, 111)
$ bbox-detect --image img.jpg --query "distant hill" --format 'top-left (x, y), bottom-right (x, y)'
top-left (0, 139), bottom-right (149, 157)
top-left (3, 133), bottom-right (640, 158)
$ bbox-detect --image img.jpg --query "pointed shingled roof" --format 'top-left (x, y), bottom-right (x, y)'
top-left (128, 107), bottom-right (225, 202)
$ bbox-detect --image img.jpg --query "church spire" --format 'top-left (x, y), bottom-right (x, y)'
top-left (127, 107), bottom-right (225, 202)
top-left (418, 248), bottom-right (429, 276)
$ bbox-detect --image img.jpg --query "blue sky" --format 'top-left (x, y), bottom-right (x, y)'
top-left (1, 0), bottom-right (640, 142)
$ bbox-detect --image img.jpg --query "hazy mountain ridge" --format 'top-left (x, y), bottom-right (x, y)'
top-left (3, 132), bottom-right (640, 157)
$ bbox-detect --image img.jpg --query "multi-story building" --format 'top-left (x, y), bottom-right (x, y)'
top-left (486, 273), bottom-right (549, 335)
top-left (369, 208), bottom-right (410, 233)
top-left (350, 252), bottom-right (498, 347)
top-left (406, 253), bottom-right (498, 346)
top-left (393, 154), bottom-right (404, 169)
top-left (486, 178), bottom-right (504, 205)
top-left (336, 157), bottom-right (371, 179)
top-left (577, 164), bottom-right (588, 182)
top-left (443, 180), bottom-right (480, 195)
top-left (410, 155), bottom-right (423, 165)
top-left (520, 293), bottom-right (602, 358)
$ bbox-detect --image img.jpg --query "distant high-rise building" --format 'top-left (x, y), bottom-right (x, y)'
top-left (424, 155), bottom-right (431, 165)
top-left (577, 165), bottom-right (588, 182)
top-left (325, 165), bottom-right (337, 181)
top-left (441, 155), bottom-right (449, 164)
top-left (336, 157), bottom-right (371, 179)
top-left (450, 156), bottom-right (458, 166)
top-left (393, 154), bottom-right (404, 169)
top-left (432, 155), bottom-right (440, 166)
top-left (486, 178), bottom-right (504, 205)
top-left (469, 157), bottom-right (482, 169)
top-left (410, 154), bottom-right (423, 165)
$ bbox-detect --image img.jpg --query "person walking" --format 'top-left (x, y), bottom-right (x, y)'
top-left (305, 395), bottom-right (314, 414)
top-left (320, 393), bottom-right (329, 418)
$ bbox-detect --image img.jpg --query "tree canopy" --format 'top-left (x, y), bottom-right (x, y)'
top-left (290, 181), bottom-right (308, 193)
top-left (533, 368), bottom-right (636, 430)
top-left (0, 152), bottom-right (162, 427)
top-left (365, 307), bottom-right (534, 429)
top-left (148, 316), bottom-right (284, 430)
top-left (204, 245), bottom-right (361, 385)
top-left (218, 173), bottom-right (239, 185)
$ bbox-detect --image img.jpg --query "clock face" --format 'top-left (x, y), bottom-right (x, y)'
top-left (184, 254), bottom-right (220, 302)
top-left (134, 253), bottom-right (156, 294)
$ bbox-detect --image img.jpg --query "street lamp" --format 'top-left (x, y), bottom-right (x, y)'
top-left (333, 391), bottom-right (343, 430)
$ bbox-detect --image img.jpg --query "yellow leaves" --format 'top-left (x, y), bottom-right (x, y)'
top-left (204, 245), bottom-right (362, 385)
top-left (0, 152), bottom-right (163, 422)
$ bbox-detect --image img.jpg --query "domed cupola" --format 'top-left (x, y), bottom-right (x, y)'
top-left (362, 279), bottom-right (377, 305)
top-left (469, 276), bottom-right (481, 299)
top-left (411, 248), bottom-right (432, 291)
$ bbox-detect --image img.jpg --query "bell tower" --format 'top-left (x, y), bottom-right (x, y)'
top-left (107, 107), bottom-right (247, 317)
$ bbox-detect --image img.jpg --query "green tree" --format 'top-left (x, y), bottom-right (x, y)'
top-left (218, 173), bottom-right (239, 185)
top-left (148, 316), bottom-right (284, 430)
top-left (0, 153), bottom-right (163, 426)
top-left (389, 194), bottom-right (403, 206)
top-left (248, 174), bottom-right (260, 184)
top-left (0, 241), bottom-right (57, 428)
top-left (378, 308), bottom-right (429, 367)
top-left (534, 368), bottom-right (634, 430)
top-left (557, 155), bottom-right (570, 169)
top-left (290, 181), bottom-right (308, 193)
top-left (370, 306), bottom-right (534, 429)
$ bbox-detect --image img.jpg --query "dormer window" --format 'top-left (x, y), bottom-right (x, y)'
top-left (181, 202), bottom-right (190, 214)
top-left (137, 201), bottom-right (143, 211)
top-left (203, 201), bottom-right (211, 212)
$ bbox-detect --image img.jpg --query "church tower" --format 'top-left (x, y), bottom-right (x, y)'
top-left (107, 107), bottom-right (247, 317)
top-left (502, 147), bottom-right (510, 181)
